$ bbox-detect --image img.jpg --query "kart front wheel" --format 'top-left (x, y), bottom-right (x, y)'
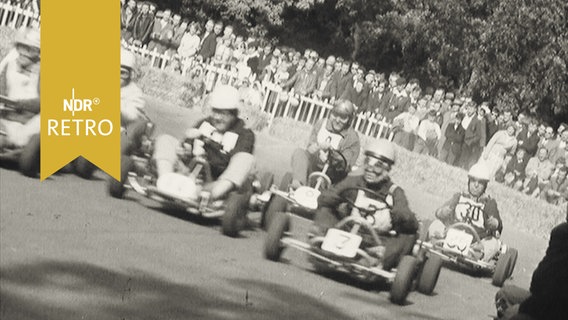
top-left (417, 254), bottom-right (443, 295)
top-left (19, 134), bottom-right (40, 178)
top-left (261, 195), bottom-right (288, 230)
top-left (74, 156), bottom-right (97, 179)
top-left (221, 191), bottom-right (249, 237)
top-left (492, 248), bottom-right (518, 287)
top-left (390, 255), bottom-right (418, 305)
top-left (108, 157), bottom-right (133, 199)
top-left (264, 213), bottom-right (290, 261)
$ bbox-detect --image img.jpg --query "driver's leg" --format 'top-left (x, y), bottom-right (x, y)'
top-left (213, 152), bottom-right (255, 199)
top-left (153, 134), bottom-right (179, 177)
top-left (480, 236), bottom-right (500, 262)
top-left (382, 233), bottom-right (417, 271)
top-left (291, 148), bottom-right (313, 187)
top-left (309, 206), bottom-right (339, 238)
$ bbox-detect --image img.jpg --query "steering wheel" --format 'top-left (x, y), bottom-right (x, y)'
top-left (326, 148), bottom-right (348, 173)
top-left (337, 187), bottom-right (383, 217)
top-left (447, 222), bottom-right (481, 244)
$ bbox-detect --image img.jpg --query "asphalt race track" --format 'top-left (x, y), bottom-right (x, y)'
top-left (0, 104), bottom-right (551, 320)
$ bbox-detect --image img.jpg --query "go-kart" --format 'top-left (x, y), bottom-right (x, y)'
top-left (263, 187), bottom-right (430, 305)
top-left (416, 220), bottom-right (518, 287)
top-left (108, 135), bottom-right (274, 237)
top-left (260, 148), bottom-right (348, 229)
top-left (1, 95), bottom-right (41, 177)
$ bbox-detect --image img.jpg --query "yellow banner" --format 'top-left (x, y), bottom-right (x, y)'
top-left (41, 0), bottom-right (120, 181)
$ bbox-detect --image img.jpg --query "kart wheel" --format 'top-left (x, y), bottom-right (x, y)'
top-left (264, 212), bottom-right (290, 261)
top-left (261, 195), bottom-right (288, 230)
top-left (221, 191), bottom-right (249, 237)
top-left (74, 156), bottom-right (97, 179)
top-left (506, 248), bottom-right (518, 278)
top-left (259, 172), bottom-right (274, 193)
top-left (390, 256), bottom-right (418, 305)
top-left (18, 134), bottom-right (40, 178)
top-left (108, 157), bottom-right (133, 199)
top-left (492, 248), bottom-right (517, 287)
top-left (279, 172), bottom-right (293, 190)
top-left (417, 254), bottom-right (443, 295)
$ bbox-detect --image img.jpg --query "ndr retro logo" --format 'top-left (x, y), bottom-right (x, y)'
top-left (47, 88), bottom-right (114, 136)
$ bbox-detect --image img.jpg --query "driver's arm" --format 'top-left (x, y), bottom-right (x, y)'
top-left (317, 175), bottom-right (362, 209)
top-left (16, 98), bottom-right (40, 113)
top-left (483, 198), bottom-right (503, 235)
top-left (337, 130), bottom-right (360, 169)
top-left (435, 193), bottom-right (461, 223)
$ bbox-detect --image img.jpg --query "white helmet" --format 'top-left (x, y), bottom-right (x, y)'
top-left (121, 48), bottom-right (136, 70)
top-left (208, 85), bottom-right (241, 110)
top-left (468, 163), bottom-right (491, 182)
top-left (365, 139), bottom-right (396, 165)
top-left (15, 27), bottom-right (40, 49)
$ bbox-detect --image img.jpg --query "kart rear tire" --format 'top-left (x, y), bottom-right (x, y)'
top-left (390, 255), bottom-right (418, 305)
top-left (108, 157), bottom-right (133, 199)
top-left (19, 134), bottom-right (40, 178)
top-left (261, 195), bottom-right (288, 230)
top-left (506, 248), bottom-right (518, 278)
top-left (74, 156), bottom-right (97, 179)
top-left (279, 172), bottom-right (293, 190)
top-left (492, 248), bottom-right (516, 287)
top-left (417, 254), bottom-right (443, 295)
top-left (264, 212), bottom-right (290, 261)
top-left (259, 172), bottom-right (274, 193)
top-left (221, 191), bottom-right (249, 237)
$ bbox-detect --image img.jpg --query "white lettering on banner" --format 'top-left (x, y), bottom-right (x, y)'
top-left (455, 196), bottom-right (486, 229)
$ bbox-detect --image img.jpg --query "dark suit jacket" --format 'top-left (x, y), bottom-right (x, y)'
top-left (463, 116), bottom-right (483, 147)
top-left (443, 123), bottom-right (465, 155)
top-left (198, 32), bottom-right (217, 60)
top-left (132, 13), bottom-right (153, 44)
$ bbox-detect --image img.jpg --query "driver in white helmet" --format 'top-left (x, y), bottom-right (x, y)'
top-left (0, 27), bottom-right (41, 148)
top-left (290, 99), bottom-right (361, 189)
top-left (311, 139), bottom-right (419, 271)
top-left (152, 84), bottom-right (255, 201)
top-left (428, 162), bottom-right (503, 261)
top-left (120, 48), bottom-right (149, 155)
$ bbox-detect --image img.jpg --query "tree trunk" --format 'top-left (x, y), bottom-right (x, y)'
top-left (351, 22), bottom-right (362, 61)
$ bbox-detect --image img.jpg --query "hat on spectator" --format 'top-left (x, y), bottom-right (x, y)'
top-left (480, 104), bottom-right (491, 115)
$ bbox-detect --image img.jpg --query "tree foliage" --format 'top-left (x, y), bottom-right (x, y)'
top-left (167, 0), bottom-right (567, 124)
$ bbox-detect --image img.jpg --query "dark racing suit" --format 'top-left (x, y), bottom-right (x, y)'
top-left (312, 174), bottom-right (419, 270)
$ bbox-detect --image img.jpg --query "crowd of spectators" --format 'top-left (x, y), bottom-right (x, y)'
top-left (119, 0), bottom-right (568, 207)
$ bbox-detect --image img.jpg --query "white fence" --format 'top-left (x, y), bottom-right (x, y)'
top-left (0, 1), bottom-right (39, 29)
top-left (1, 2), bottom-right (393, 140)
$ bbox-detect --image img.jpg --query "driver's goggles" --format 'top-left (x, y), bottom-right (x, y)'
top-left (330, 111), bottom-right (350, 123)
top-left (364, 156), bottom-right (391, 171)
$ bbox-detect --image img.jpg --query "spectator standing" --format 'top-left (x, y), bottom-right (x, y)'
top-left (459, 102), bottom-right (485, 169)
top-left (382, 77), bottom-right (410, 122)
top-left (120, 0), bottom-right (137, 42)
top-left (439, 112), bottom-right (465, 166)
top-left (496, 147), bottom-right (529, 189)
top-left (147, 9), bottom-right (173, 53)
top-left (178, 21), bottom-right (201, 70)
top-left (414, 110), bottom-right (442, 156)
top-left (538, 126), bottom-right (560, 163)
top-left (479, 124), bottom-right (518, 179)
top-left (392, 104), bottom-right (420, 150)
top-left (130, 2), bottom-right (153, 47)
top-left (330, 61), bottom-right (353, 101)
top-left (516, 118), bottom-right (540, 157)
top-left (197, 19), bottom-right (217, 63)
top-left (313, 63), bottom-right (335, 102)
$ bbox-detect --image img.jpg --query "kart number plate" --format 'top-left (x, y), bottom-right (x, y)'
top-left (321, 229), bottom-right (362, 258)
top-left (443, 228), bottom-right (474, 254)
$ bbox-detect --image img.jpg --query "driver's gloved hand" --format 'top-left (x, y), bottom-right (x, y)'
top-left (185, 128), bottom-right (202, 140)
top-left (176, 142), bottom-right (192, 159)
top-left (487, 216), bottom-right (499, 230)
top-left (337, 202), bottom-right (351, 217)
